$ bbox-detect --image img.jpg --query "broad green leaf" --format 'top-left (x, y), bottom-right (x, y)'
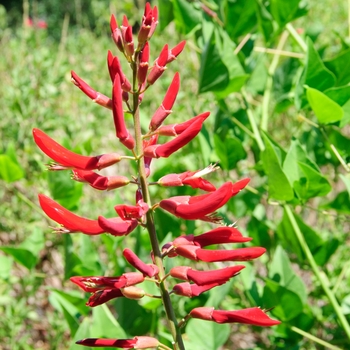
top-left (223, 0), bottom-right (257, 39)
top-left (60, 302), bottom-right (80, 337)
top-left (78, 235), bottom-right (102, 276)
top-left (70, 317), bottom-right (91, 350)
top-left (49, 289), bottom-right (89, 316)
top-left (261, 134), bottom-right (294, 201)
top-left (269, 246), bottom-right (307, 303)
top-left (0, 154), bottom-right (24, 182)
top-left (172, 0), bottom-right (201, 35)
top-left (263, 279), bottom-right (303, 321)
top-left (296, 38), bottom-right (336, 109)
top-left (0, 247), bottom-right (36, 270)
top-left (324, 48), bottom-right (350, 86)
top-left (270, 0), bottom-right (307, 27)
top-left (306, 87), bottom-right (343, 124)
top-left (158, 0), bottom-right (174, 31)
top-left (213, 132), bottom-right (246, 170)
top-left (19, 228), bottom-right (44, 257)
top-left (185, 319), bottom-right (230, 350)
top-left (91, 305), bottom-right (126, 338)
top-left (324, 85), bottom-right (350, 106)
top-left (255, 0), bottom-right (274, 42)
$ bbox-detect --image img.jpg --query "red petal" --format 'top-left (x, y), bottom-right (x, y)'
top-left (123, 249), bottom-right (158, 277)
top-left (76, 338), bottom-right (136, 348)
top-left (38, 194), bottom-right (104, 235)
top-left (187, 266), bottom-right (245, 285)
top-left (196, 247), bottom-right (266, 262)
top-left (194, 227), bottom-right (252, 246)
top-left (98, 216), bottom-right (138, 236)
top-left (87, 289), bottom-right (124, 307)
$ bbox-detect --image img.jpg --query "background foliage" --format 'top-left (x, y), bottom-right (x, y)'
top-left (1, 0), bottom-right (350, 349)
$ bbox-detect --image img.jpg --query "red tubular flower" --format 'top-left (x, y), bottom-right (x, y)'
top-left (190, 307), bottom-right (281, 327)
top-left (71, 71), bottom-right (113, 109)
top-left (173, 282), bottom-right (220, 297)
top-left (170, 265), bottom-right (245, 285)
top-left (143, 117), bottom-right (204, 159)
top-left (138, 4), bottom-right (153, 44)
top-left (158, 164), bottom-right (217, 192)
top-left (70, 272), bottom-right (144, 293)
top-left (149, 73), bottom-right (180, 131)
top-left (87, 288), bottom-right (124, 307)
top-left (97, 216), bottom-right (138, 236)
top-left (107, 52), bottom-right (131, 91)
top-left (76, 336), bottom-right (159, 348)
top-left (147, 44), bottom-right (168, 85)
top-left (159, 179), bottom-right (250, 221)
top-left (33, 128), bottom-right (122, 170)
top-left (123, 248), bottom-right (159, 277)
top-left (148, 5), bottom-right (158, 39)
top-left (112, 74), bottom-right (135, 149)
top-left (110, 14), bottom-right (124, 52)
top-left (72, 169), bottom-right (130, 191)
top-left (143, 134), bottom-right (158, 177)
top-left (167, 41), bottom-right (186, 63)
top-left (38, 194), bottom-right (104, 235)
top-left (114, 201), bottom-right (149, 220)
top-left (124, 26), bottom-right (134, 57)
top-left (156, 111), bottom-right (210, 136)
top-left (137, 42), bottom-right (149, 85)
top-left (175, 245), bottom-right (266, 262)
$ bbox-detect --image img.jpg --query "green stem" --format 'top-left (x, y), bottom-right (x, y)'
top-left (261, 31), bottom-right (289, 131)
top-left (241, 88), bottom-right (265, 151)
top-left (286, 23), bottom-right (307, 52)
top-left (131, 59), bottom-right (185, 350)
top-left (284, 204), bottom-right (350, 340)
top-left (290, 326), bottom-right (343, 350)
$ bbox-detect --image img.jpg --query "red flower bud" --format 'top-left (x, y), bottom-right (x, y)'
top-left (138, 42), bottom-right (150, 85)
top-left (112, 74), bottom-right (135, 149)
top-left (123, 248), bottom-right (159, 277)
top-left (167, 41), bottom-right (186, 63)
top-left (71, 71), bottom-right (113, 109)
top-left (190, 307), bottom-right (281, 327)
top-left (144, 117), bottom-right (203, 159)
top-left (148, 5), bottom-right (158, 39)
top-left (114, 201), bottom-right (149, 220)
top-left (138, 9), bottom-right (153, 44)
top-left (156, 111), bottom-right (210, 136)
top-left (107, 52), bottom-right (131, 91)
top-left (147, 44), bottom-right (168, 85)
top-left (159, 180), bottom-right (249, 220)
top-left (33, 128), bottom-right (122, 170)
top-left (173, 282), bottom-right (220, 297)
top-left (97, 216), bottom-right (138, 236)
top-left (38, 194), bottom-right (104, 235)
top-left (110, 14), bottom-right (124, 52)
top-left (76, 336), bottom-right (159, 348)
top-left (72, 169), bottom-right (130, 190)
top-left (143, 134), bottom-right (158, 177)
top-left (149, 73), bottom-right (180, 131)
top-left (124, 26), bottom-right (134, 57)
top-left (170, 265), bottom-right (245, 285)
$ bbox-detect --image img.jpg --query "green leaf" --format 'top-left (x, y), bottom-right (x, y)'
top-left (324, 48), bottom-right (350, 86)
top-left (158, 0), bottom-right (174, 31)
top-left (0, 254), bottom-right (13, 280)
top-left (49, 289), bottom-right (89, 316)
top-left (172, 0), bottom-right (201, 35)
top-left (0, 247), bottom-right (37, 270)
top-left (0, 154), bottom-right (24, 182)
top-left (185, 319), bottom-right (230, 350)
top-left (269, 246), bottom-right (307, 303)
top-left (70, 317), bottom-right (91, 350)
top-left (263, 279), bottom-right (304, 321)
top-left (213, 132), bottom-right (246, 170)
top-left (19, 228), bottom-right (44, 257)
top-left (322, 191), bottom-right (350, 214)
top-left (261, 134), bottom-right (294, 201)
top-left (255, 0), bottom-right (274, 42)
top-left (306, 87), bottom-right (343, 124)
top-left (270, 0), bottom-right (307, 27)
top-left (324, 85), bottom-right (350, 106)
top-left (60, 302), bottom-right (80, 337)
top-left (91, 305), bottom-right (126, 338)
top-left (296, 38), bottom-right (336, 109)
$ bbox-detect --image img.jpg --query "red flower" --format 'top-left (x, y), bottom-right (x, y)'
top-left (170, 265), bottom-right (245, 285)
top-left (173, 282), bottom-right (220, 297)
top-left (97, 216), bottom-right (138, 236)
top-left (123, 248), bottom-right (159, 277)
top-left (76, 336), bottom-right (159, 348)
top-left (137, 42), bottom-right (150, 85)
top-left (110, 14), bottom-right (124, 52)
top-left (147, 44), bottom-right (168, 85)
top-left (149, 72), bottom-right (180, 131)
top-left (190, 307), bottom-right (281, 327)
top-left (167, 41), bottom-right (186, 63)
top-left (71, 71), bottom-right (113, 109)
top-left (33, 128), bottom-right (121, 170)
top-left (107, 52), bottom-right (131, 91)
top-left (72, 169), bottom-right (130, 191)
top-left (114, 201), bottom-right (149, 220)
top-left (159, 180), bottom-right (249, 221)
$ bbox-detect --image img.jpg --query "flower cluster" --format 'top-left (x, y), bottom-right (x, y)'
top-left (34, 3), bottom-right (279, 349)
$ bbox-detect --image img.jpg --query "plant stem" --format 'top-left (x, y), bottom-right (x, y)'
top-left (286, 23), bottom-right (307, 52)
top-left (241, 88), bottom-right (265, 151)
top-left (290, 326), bottom-right (343, 350)
top-left (261, 31), bottom-right (289, 131)
top-left (131, 60), bottom-right (185, 350)
top-left (284, 204), bottom-right (350, 340)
